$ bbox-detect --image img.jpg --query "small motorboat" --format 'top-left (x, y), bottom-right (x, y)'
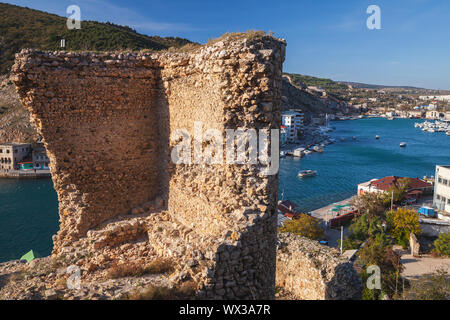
top-left (312, 145), bottom-right (323, 153)
top-left (298, 170), bottom-right (317, 178)
top-left (375, 135), bottom-right (380, 139)
top-left (293, 148), bottom-right (305, 158)
top-left (446, 131), bottom-right (450, 136)
top-left (400, 142), bottom-right (407, 147)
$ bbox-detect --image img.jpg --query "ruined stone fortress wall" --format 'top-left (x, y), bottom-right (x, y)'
top-left (12, 34), bottom-right (285, 299)
top-left (11, 34), bottom-right (361, 300)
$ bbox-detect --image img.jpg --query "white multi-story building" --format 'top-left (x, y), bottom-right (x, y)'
top-left (433, 165), bottom-right (450, 214)
top-left (420, 95), bottom-right (450, 102)
top-left (281, 110), bottom-right (304, 142)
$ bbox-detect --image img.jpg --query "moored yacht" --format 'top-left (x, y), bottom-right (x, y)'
top-left (298, 170), bottom-right (317, 178)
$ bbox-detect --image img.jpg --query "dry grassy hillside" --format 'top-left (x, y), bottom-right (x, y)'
top-left (0, 75), bottom-right (39, 143)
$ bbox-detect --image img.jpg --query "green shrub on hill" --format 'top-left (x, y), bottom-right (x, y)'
top-left (0, 3), bottom-right (193, 74)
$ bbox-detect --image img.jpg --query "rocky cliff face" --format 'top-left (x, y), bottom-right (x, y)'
top-left (281, 76), bottom-right (331, 115)
top-left (0, 75), bottom-right (38, 143)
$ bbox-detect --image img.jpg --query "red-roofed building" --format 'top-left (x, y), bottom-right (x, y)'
top-left (357, 176), bottom-right (433, 198)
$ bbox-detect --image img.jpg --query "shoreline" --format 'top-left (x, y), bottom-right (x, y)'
top-left (281, 124), bottom-right (333, 153)
top-left (0, 169), bottom-right (51, 179)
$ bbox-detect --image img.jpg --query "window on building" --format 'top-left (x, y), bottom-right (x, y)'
top-left (437, 195), bottom-right (441, 200)
top-left (6, 150), bottom-right (10, 154)
top-left (444, 179), bottom-right (448, 186)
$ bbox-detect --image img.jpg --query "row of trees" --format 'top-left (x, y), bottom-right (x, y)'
top-left (343, 181), bottom-right (422, 299)
top-left (344, 184), bottom-right (450, 299)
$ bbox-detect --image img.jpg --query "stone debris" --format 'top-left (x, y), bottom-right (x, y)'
top-left (276, 233), bottom-right (363, 300)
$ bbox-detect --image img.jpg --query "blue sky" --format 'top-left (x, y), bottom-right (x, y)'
top-left (4, 0), bottom-right (450, 89)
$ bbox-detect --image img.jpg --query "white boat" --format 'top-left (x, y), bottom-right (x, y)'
top-left (446, 132), bottom-right (450, 136)
top-left (312, 146), bottom-right (323, 153)
top-left (400, 142), bottom-right (407, 147)
top-left (293, 148), bottom-right (305, 157)
top-left (298, 170), bottom-right (317, 178)
top-left (375, 135), bottom-right (380, 139)
top-left (303, 150), bottom-right (313, 155)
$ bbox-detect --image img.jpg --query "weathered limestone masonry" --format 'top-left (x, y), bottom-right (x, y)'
top-left (12, 34), bottom-right (285, 299)
top-left (277, 233), bottom-right (363, 300)
top-left (10, 34), bottom-right (362, 300)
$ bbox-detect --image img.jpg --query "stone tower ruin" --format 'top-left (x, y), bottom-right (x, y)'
top-left (12, 33), bottom-right (285, 299)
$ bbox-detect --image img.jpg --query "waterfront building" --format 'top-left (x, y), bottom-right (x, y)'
top-left (358, 176), bottom-right (433, 199)
top-left (408, 110), bottom-right (424, 118)
top-left (32, 142), bottom-right (50, 170)
top-left (281, 110), bottom-right (304, 142)
top-left (425, 110), bottom-right (441, 119)
top-left (433, 165), bottom-right (450, 215)
top-left (0, 143), bottom-right (31, 171)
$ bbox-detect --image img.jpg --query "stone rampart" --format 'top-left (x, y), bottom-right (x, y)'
top-left (12, 34), bottom-right (285, 299)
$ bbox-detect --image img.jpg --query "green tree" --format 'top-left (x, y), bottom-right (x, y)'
top-left (386, 208), bottom-right (421, 248)
top-left (351, 193), bottom-right (388, 218)
top-left (433, 233), bottom-right (450, 257)
top-left (358, 238), bottom-right (404, 299)
top-left (340, 213), bottom-right (388, 250)
top-left (278, 215), bottom-right (324, 240)
top-left (382, 178), bottom-right (410, 205)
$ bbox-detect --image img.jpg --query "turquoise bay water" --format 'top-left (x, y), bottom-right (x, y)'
top-left (1, 118), bottom-right (449, 263)
top-left (279, 118), bottom-right (450, 212)
top-left (0, 179), bottom-right (58, 262)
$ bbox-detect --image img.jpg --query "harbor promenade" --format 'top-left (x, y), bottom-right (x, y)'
top-left (0, 169), bottom-right (51, 179)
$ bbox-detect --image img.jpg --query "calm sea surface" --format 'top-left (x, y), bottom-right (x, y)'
top-left (279, 118), bottom-right (450, 212)
top-left (1, 118), bottom-right (450, 262)
top-left (0, 179), bottom-right (58, 262)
